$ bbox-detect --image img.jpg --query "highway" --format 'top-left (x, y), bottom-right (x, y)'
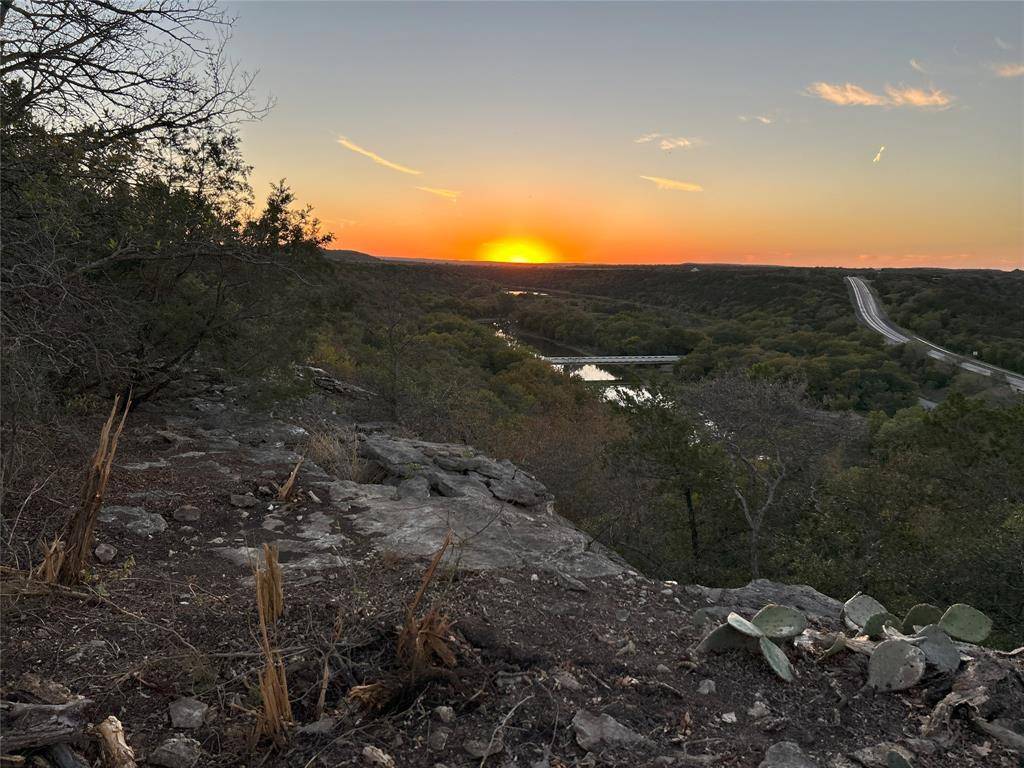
top-left (845, 276), bottom-right (1024, 393)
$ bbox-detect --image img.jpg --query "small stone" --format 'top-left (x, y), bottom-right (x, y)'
top-left (428, 727), bottom-right (450, 751)
top-left (572, 710), bottom-right (644, 751)
top-left (903, 739), bottom-right (936, 756)
top-left (168, 697), bottom-right (208, 728)
top-left (697, 679), bottom-right (716, 695)
top-left (759, 741), bottom-right (817, 768)
top-left (297, 716), bottom-right (336, 736)
top-left (362, 746), bottom-right (396, 767)
top-left (615, 608), bottom-right (630, 622)
top-left (554, 670), bottom-right (583, 691)
top-left (433, 705), bottom-right (455, 723)
top-left (661, 588), bottom-right (673, 596)
top-left (149, 736), bottom-right (202, 768)
top-left (463, 736), bottom-right (503, 758)
top-left (530, 573), bottom-right (539, 582)
top-left (94, 543), bottom-right (117, 564)
top-left (655, 663), bottom-right (671, 675)
top-left (850, 743), bottom-right (913, 768)
top-left (748, 700), bottom-right (770, 720)
top-left (229, 493), bottom-right (258, 508)
top-left (172, 504), bottom-right (201, 522)
top-left (722, 712), bottom-right (737, 724)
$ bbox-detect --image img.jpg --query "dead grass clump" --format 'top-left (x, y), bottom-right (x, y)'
top-left (276, 455), bottom-right (304, 502)
top-left (253, 543), bottom-right (292, 746)
top-left (307, 429), bottom-right (365, 482)
top-left (56, 395), bottom-right (130, 585)
top-left (33, 537), bottom-right (66, 584)
top-left (396, 531), bottom-right (456, 674)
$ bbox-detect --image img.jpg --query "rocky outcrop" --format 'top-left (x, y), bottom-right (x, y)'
top-left (687, 579), bottom-right (844, 622)
top-left (359, 433), bottom-right (550, 507)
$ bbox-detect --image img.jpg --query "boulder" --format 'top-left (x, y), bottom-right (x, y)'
top-left (686, 579), bottom-right (843, 622)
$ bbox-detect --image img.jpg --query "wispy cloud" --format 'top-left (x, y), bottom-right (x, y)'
top-left (739, 114), bottom-right (774, 125)
top-left (910, 58), bottom-right (929, 74)
top-left (993, 62), bottom-right (1024, 78)
top-left (635, 132), bottom-right (703, 150)
top-left (995, 36), bottom-right (1013, 51)
top-left (416, 186), bottom-right (460, 202)
top-left (806, 82), bottom-right (888, 106)
top-left (806, 81), bottom-right (951, 108)
top-left (639, 175), bottom-right (703, 192)
top-left (337, 135), bottom-right (422, 175)
top-left (873, 146), bottom-right (886, 163)
top-left (884, 84), bottom-right (951, 107)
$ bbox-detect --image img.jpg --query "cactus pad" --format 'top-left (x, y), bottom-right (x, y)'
top-left (758, 636), bottom-right (795, 682)
top-left (751, 604), bottom-right (808, 640)
top-left (726, 612), bottom-right (764, 638)
top-left (696, 623), bottom-right (758, 654)
top-left (863, 612), bottom-right (900, 640)
top-left (914, 625), bottom-right (961, 674)
top-left (867, 639), bottom-right (926, 692)
top-left (843, 593), bottom-right (888, 630)
top-left (901, 603), bottom-right (943, 635)
top-left (938, 603), bottom-right (992, 644)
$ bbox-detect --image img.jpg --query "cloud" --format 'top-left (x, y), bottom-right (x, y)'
top-left (873, 145), bottom-right (886, 163)
top-left (639, 175), bottom-right (703, 192)
top-left (993, 62), bottom-right (1024, 78)
top-left (883, 84), bottom-right (951, 107)
top-left (337, 135), bottom-right (422, 175)
top-left (806, 81), bottom-right (888, 106)
top-left (416, 186), bottom-right (460, 202)
top-left (806, 81), bottom-right (951, 108)
top-left (910, 58), bottom-right (928, 74)
top-left (739, 114), bottom-right (774, 124)
top-left (995, 36), bottom-right (1013, 51)
top-left (634, 133), bottom-right (703, 150)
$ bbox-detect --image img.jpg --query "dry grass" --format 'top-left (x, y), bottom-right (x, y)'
top-left (307, 429), bottom-right (365, 482)
top-left (276, 456), bottom-right (304, 502)
top-left (396, 531), bottom-right (456, 674)
top-left (56, 394), bottom-right (130, 585)
top-left (253, 543), bottom-right (291, 746)
top-left (33, 537), bottom-right (66, 584)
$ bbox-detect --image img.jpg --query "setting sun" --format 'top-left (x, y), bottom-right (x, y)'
top-left (478, 238), bottom-right (558, 264)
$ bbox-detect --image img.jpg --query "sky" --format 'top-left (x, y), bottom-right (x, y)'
top-left (228, 2), bottom-right (1024, 268)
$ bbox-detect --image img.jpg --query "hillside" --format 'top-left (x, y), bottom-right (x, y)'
top-left (1, 373), bottom-right (1021, 767)
top-left (322, 249), bottom-right (382, 264)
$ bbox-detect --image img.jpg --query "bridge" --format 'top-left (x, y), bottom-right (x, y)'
top-left (542, 355), bottom-right (681, 366)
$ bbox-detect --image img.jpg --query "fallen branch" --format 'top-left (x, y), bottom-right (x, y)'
top-left (95, 716), bottom-right (137, 768)
top-left (0, 698), bottom-right (93, 751)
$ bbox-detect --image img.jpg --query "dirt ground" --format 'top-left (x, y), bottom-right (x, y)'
top-left (1, 380), bottom-right (1018, 767)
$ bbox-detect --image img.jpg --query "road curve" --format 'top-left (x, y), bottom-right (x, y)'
top-left (845, 276), bottom-right (1024, 393)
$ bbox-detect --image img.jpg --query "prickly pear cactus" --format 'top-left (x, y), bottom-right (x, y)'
top-left (843, 593), bottom-right (888, 630)
top-left (758, 636), bottom-right (795, 682)
top-left (914, 625), bottom-right (961, 674)
top-left (938, 603), bottom-right (992, 644)
top-left (726, 612), bottom-right (764, 638)
top-left (867, 639), bottom-right (926, 692)
top-left (751, 604), bottom-right (807, 641)
top-left (696, 623), bottom-right (758, 654)
top-left (901, 603), bottom-right (943, 635)
top-left (863, 612), bottom-right (900, 640)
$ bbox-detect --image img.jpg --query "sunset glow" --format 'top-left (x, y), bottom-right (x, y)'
top-left (233, 3), bottom-right (1024, 269)
top-left (479, 238), bottom-right (559, 264)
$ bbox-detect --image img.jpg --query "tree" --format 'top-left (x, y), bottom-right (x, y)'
top-left (1, 0), bottom-right (268, 144)
top-left (682, 371), bottom-right (851, 579)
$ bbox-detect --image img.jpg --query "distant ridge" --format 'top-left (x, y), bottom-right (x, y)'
top-left (322, 248), bottom-right (380, 264)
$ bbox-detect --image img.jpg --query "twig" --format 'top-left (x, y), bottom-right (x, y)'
top-left (479, 695), bottom-right (533, 768)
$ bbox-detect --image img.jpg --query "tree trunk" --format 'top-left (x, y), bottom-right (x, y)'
top-left (684, 487), bottom-right (700, 562)
top-left (749, 524), bottom-right (761, 580)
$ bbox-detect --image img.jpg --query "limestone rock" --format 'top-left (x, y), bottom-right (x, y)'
top-left (760, 741), bottom-right (818, 768)
top-left (697, 679), bottom-right (716, 695)
top-left (572, 710), bottom-right (644, 751)
top-left (94, 542), bottom-right (117, 563)
top-left (686, 579), bottom-right (843, 622)
top-left (168, 697), bottom-right (208, 728)
top-left (229, 493), bottom-right (258, 508)
top-left (149, 736), bottom-right (202, 768)
top-left (172, 504), bottom-right (201, 522)
top-left (98, 505), bottom-right (167, 536)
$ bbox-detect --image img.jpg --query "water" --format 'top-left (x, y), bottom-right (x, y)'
top-left (494, 325), bottom-right (649, 401)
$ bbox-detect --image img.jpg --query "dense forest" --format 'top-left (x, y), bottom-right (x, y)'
top-left (3, 0), bottom-right (1022, 648)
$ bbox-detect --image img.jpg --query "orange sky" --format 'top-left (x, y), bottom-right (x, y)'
top-left (233, 3), bottom-right (1024, 270)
